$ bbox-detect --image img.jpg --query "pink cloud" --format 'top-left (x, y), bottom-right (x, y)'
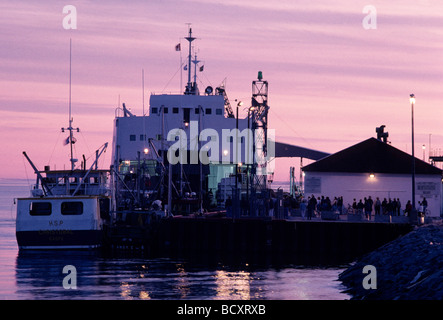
top-left (1, 1), bottom-right (443, 181)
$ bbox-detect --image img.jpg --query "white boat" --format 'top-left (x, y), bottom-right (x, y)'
top-left (16, 164), bottom-right (111, 250)
top-left (16, 39), bottom-right (111, 250)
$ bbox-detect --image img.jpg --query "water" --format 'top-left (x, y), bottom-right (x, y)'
top-left (0, 178), bottom-right (350, 300)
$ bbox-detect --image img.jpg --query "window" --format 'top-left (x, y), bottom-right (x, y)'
top-left (183, 108), bottom-right (191, 124)
top-left (205, 108), bottom-right (212, 115)
top-left (61, 202), bottom-right (83, 215)
top-left (163, 107), bottom-right (168, 114)
top-left (99, 198), bottom-right (110, 220)
top-left (130, 134), bottom-right (136, 141)
top-left (140, 134), bottom-right (146, 141)
top-left (216, 108), bottom-right (223, 115)
top-left (30, 202), bottom-right (52, 216)
top-left (173, 107), bottom-right (179, 114)
top-left (151, 107), bottom-right (158, 114)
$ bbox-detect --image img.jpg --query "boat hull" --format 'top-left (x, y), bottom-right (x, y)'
top-left (16, 230), bottom-right (103, 250)
top-left (16, 196), bottom-right (110, 250)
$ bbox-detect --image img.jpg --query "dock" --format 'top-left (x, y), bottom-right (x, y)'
top-left (104, 213), bottom-right (413, 264)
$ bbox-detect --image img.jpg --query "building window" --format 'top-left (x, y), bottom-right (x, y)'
top-left (173, 107), bottom-right (179, 114)
top-left (140, 134), bottom-right (146, 141)
top-left (151, 107), bottom-right (158, 114)
top-left (163, 107), bottom-right (168, 114)
top-left (205, 108), bottom-right (212, 115)
top-left (183, 108), bottom-right (191, 124)
top-left (216, 108), bottom-right (223, 115)
top-left (61, 202), bottom-right (83, 215)
top-left (29, 202), bottom-right (52, 216)
top-left (130, 134), bottom-right (136, 141)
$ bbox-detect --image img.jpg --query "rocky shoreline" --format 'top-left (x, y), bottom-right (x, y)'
top-left (339, 223), bottom-right (443, 300)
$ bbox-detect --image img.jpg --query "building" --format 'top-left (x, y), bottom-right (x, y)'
top-left (302, 137), bottom-right (443, 217)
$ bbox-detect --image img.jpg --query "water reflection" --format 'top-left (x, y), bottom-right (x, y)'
top-left (14, 250), bottom-right (350, 300)
top-left (214, 270), bottom-right (252, 300)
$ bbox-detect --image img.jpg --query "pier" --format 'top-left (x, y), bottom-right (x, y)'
top-left (105, 214), bottom-right (413, 264)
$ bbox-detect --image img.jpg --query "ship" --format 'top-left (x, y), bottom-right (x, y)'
top-left (16, 40), bottom-right (112, 249)
top-left (111, 27), bottom-right (275, 219)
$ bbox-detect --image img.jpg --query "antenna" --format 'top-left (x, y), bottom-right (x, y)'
top-left (184, 24), bottom-right (196, 95)
top-left (69, 38), bottom-right (71, 127)
top-left (62, 38), bottom-right (79, 171)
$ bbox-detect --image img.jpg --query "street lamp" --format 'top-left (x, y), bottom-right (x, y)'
top-left (234, 100), bottom-right (243, 218)
top-left (410, 94), bottom-right (417, 222)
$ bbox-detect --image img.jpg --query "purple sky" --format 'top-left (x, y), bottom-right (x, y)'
top-left (1, 1), bottom-right (443, 182)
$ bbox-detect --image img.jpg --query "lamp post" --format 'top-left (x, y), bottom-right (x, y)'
top-left (410, 94), bottom-right (417, 223)
top-left (235, 100), bottom-right (243, 218)
top-left (246, 106), bottom-right (254, 216)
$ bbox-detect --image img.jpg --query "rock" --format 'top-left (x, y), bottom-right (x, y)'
top-left (339, 223), bottom-right (443, 300)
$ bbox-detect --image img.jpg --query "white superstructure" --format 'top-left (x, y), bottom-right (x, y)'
top-left (111, 28), bottom-right (272, 213)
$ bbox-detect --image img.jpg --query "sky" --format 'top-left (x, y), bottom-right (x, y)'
top-left (1, 0), bottom-right (443, 183)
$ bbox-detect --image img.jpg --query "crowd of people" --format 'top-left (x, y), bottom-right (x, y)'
top-left (299, 195), bottom-right (429, 220)
top-left (224, 191), bottom-right (430, 220)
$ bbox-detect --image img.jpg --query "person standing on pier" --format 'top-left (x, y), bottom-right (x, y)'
top-left (225, 196), bottom-right (232, 217)
top-left (300, 198), bottom-right (307, 219)
top-left (307, 195), bottom-right (317, 220)
top-left (374, 197), bottom-right (381, 215)
top-left (422, 197), bottom-right (428, 215)
top-left (405, 200), bottom-right (412, 216)
top-left (396, 198), bottom-right (402, 216)
top-left (364, 196), bottom-right (373, 220)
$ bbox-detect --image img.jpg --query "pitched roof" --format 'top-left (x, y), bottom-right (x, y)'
top-left (274, 141), bottom-right (330, 160)
top-left (302, 137), bottom-right (442, 175)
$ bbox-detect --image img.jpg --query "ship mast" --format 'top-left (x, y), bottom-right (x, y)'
top-left (62, 38), bottom-right (79, 171)
top-left (184, 26), bottom-right (197, 95)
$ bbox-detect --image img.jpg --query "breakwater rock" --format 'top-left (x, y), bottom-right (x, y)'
top-left (339, 223), bottom-right (443, 300)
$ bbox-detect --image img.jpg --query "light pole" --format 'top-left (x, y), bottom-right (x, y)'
top-left (410, 94), bottom-right (417, 222)
top-left (246, 106), bottom-right (254, 216)
top-left (235, 100), bottom-right (243, 218)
